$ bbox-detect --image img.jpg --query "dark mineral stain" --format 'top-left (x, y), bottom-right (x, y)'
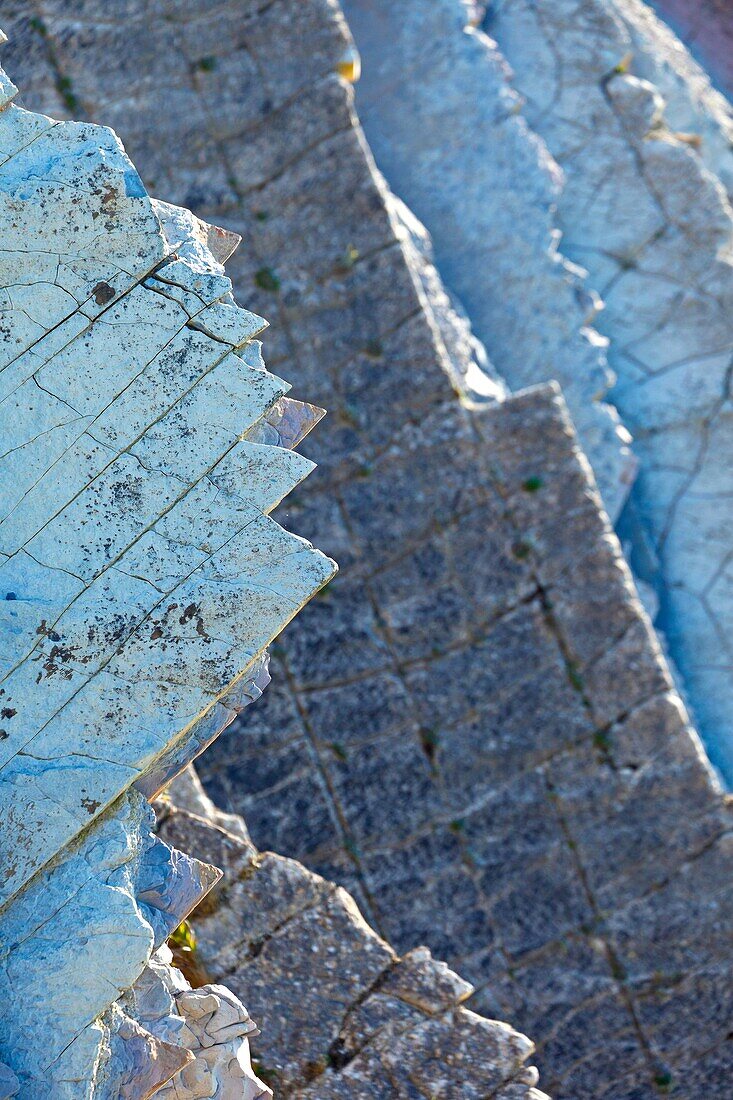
top-left (92, 281), bottom-right (115, 305)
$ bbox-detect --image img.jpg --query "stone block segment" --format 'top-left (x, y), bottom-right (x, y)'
top-left (488, 0), bottom-right (733, 780)
top-left (204, 384), bottom-right (733, 1096)
top-left (0, 44), bottom-right (334, 1097)
top-left (159, 767), bottom-right (548, 1099)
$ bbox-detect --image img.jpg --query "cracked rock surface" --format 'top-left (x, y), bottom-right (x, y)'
top-left (340, 0), bottom-right (733, 781)
top-left (0, 41), bottom-right (334, 1097)
top-left (158, 766), bottom-right (547, 1099)
top-left (204, 382), bottom-right (733, 1098)
top-left (340, 0), bottom-right (635, 519)
top-left (5, 1), bottom-right (733, 1096)
top-left (487, 0), bottom-right (733, 781)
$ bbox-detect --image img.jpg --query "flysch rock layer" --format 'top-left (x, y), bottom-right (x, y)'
top-left (340, 0), bottom-right (733, 780)
top-left (339, 0), bottom-right (635, 521)
top-left (0, 47), bottom-right (334, 1097)
top-left (5, 2), bottom-right (733, 1097)
top-left (207, 383), bottom-right (733, 1099)
top-left (485, 0), bottom-right (733, 781)
top-left (158, 765), bottom-right (548, 1099)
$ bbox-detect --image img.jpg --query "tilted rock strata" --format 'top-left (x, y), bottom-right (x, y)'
top-left (340, 0), bottom-right (635, 519)
top-left (6, 2), bottom-right (733, 1096)
top-left (488, 0), bottom-right (733, 780)
top-left (157, 767), bottom-right (548, 1100)
top-left (204, 384), bottom-right (733, 1097)
top-left (340, 0), bottom-right (733, 777)
top-left (0, 51), bottom-right (334, 1096)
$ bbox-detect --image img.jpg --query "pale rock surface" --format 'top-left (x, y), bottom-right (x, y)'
top-left (622, 0), bottom-right (733, 183)
top-left (0, 49), bottom-right (335, 1096)
top-left (0, 789), bottom-right (211, 1097)
top-left (133, 948), bottom-right (271, 1100)
top-left (489, 0), bottom-right (733, 780)
top-left (0, 67), bottom-right (333, 904)
top-left (341, 0), bottom-right (635, 518)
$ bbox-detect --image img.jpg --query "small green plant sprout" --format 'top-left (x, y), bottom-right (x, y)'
top-left (420, 727), bottom-right (440, 762)
top-left (57, 75), bottom-right (79, 113)
top-left (168, 918), bottom-right (196, 954)
top-left (613, 52), bottom-right (633, 75)
top-left (335, 243), bottom-right (360, 273)
top-left (593, 728), bottom-right (611, 754)
top-left (521, 475), bottom-right (543, 493)
top-left (252, 1060), bottom-right (279, 1089)
top-left (566, 661), bottom-right (584, 693)
top-left (653, 1071), bottom-right (672, 1093)
top-left (254, 266), bottom-right (281, 292)
top-left (341, 404), bottom-right (360, 428)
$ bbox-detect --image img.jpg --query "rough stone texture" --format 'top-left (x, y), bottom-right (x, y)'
top-left (141, 948), bottom-right (271, 1100)
top-left (201, 383), bottom-right (733, 1098)
top-left (0, 47), bottom-right (334, 1096)
top-left (79, 941), bottom-right (272, 1099)
top-left (339, 0), bottom-right (733, 778)
top-left (158, 767), bottom-right (547, 1100)
top-left (482, 0), bottom-right (733, 782)
top-left (611, 0), bottom-right (733, 193)
top-left (340, 0), bottom-right (634, 519)
top-left (0, 790), bottom-right (203, 1098)
top-left (0, 79), bottom-right (333, 910)
top-left (6, 2), bottom-right (733, 1096)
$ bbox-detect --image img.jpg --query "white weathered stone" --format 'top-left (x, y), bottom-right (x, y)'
top-left (341, 0), bottom-right (635, 517)
top-left (0, 789), bottom-right (215, 1097)
top-left (489, 0), bottom-right (733, 781)
top-left (0, 53), bottom-right (335, 1096)
top-left (154, 974), bottom-right (271, 1099)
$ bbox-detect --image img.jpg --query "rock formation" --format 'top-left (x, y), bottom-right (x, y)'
top-left (0, 24), bottom-right (549, 1100)
top-left (340, 0), bottom-right (635, 519)
top-left (483, 0), bottom-right (733, 781)
top-left (3, 2), bottom-right (733, 1098)
top-left (157, 767), bottom-right (547, 1099)
top-left (339, 0), bottom-right (733, 781)
top-left (0, 45), bottom-right (334, 1096)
